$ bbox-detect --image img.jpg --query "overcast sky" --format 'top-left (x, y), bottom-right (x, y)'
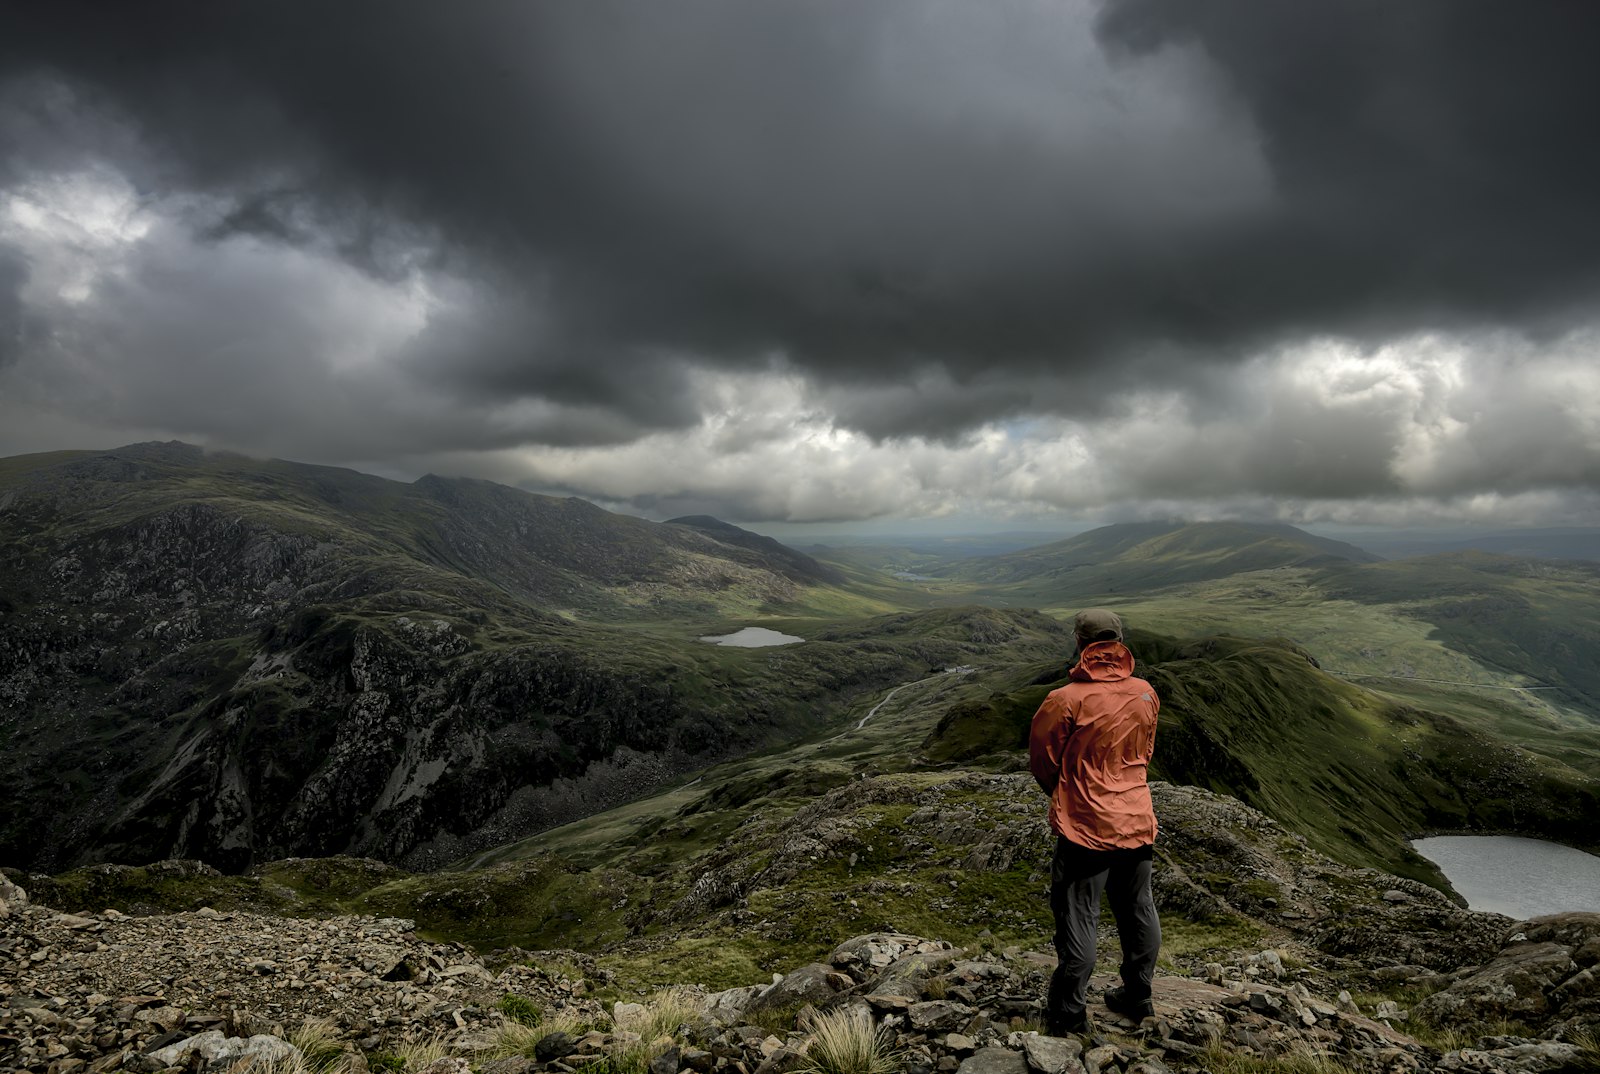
top-left (2, 1), bottom-right (1598, 531)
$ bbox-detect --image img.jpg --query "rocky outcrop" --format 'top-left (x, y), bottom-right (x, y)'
top-left (6, 851), bottom-right (1598, 1074)
top-left (653, 774), bottom-right (1511, 980)
top-left (0, 876), bottom-right (607, 1073)
top-left (1414, 912), bottom-right (1600, 1034)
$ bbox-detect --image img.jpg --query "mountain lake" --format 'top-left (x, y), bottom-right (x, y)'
top-left (1412, 834), bottom-right (1600, 919)
top-left (699, 626), bottom-right (805, 647)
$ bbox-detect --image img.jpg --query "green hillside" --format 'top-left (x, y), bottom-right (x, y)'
top-left (1317, 552), bottom-right (1600, 714)
top-left (954, 520), bottom-right (1380, 593)
top-left (6, 443), bottom-right (1039, 872)
top-left (917, 632), bottom-right (1600, 883)
top-left (7, 442), bottom-right (1599, 913)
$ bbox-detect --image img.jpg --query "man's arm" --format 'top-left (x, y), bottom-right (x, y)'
top-left (1028, 691), bottom-right (1071, 796)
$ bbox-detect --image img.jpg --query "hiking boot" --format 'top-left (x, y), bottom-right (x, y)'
top-left (1102, 986), bottom-right (1154, 1022)
top-left (1046, 1009), bottom-right (1089, 1035)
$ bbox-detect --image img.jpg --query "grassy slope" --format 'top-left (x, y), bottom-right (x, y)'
top-left (810, 533), bottom-right (1600, 880)
top-left (0, 444), bottom-right (992, 869)
top-left (953, 521), bottom-right (1379, 590)
top-left (421, 627), bottom-right (1597, 957)
top-left (13, 450), bottom-right (1600, 988)
top-left (38, 626), bottom-right (1590, 995)
top-left (1318, 552), bottom-right (1600, 714)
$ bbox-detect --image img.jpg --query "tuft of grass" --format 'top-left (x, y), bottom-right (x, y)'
top-left (634, 988), bottom-right (704, 1041)
top-left (1566, 1027), bottom-right (1600, 1074)
top-left (1274, 948), bottom-right (1308, 972)
top-left (485, 1011), bottom-right (599, 1060)
top-left (1197, 1041), bottom-right (1362, 1074)
top-left (371, 1036), bottom-right (451, 1074)
top-left (490, 994), bottom-right (693, 1074)
top-left (287, 1018), bottom-right (346, 1073)
top-left (498, 993), bottom-right (542, 1027)
top-left (799, 1007), bottom-right (897, 1074)
top-left (587, 1051), bottom-right (652, 1074)
top-left (1401, 1015), bottom-right (1538, 1052)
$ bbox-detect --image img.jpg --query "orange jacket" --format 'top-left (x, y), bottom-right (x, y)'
top-left (1028, 640), bottom-right (1159, 850)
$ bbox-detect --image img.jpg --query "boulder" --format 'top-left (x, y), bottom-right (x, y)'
top-left (1415, 943), bottom-right (1579, 1024)
top-left (830, 934), bottom-right (951, 971)
top-left (746, 963), bottom-right (847, 1016)
top-left (147, 1031), bottom-right (297, 1068)
top-left (534, 1031), bottom-right (576, 1062)
top-left (957, 1047), bottom-right (1028, 1074)
top-left (702, 985), bottom-right (764, 1023)
top-left (0, 873), bottom-right (27, 919)
top-left (1518, 913), bottom-right (1600, 950)
top-left (908, 1001), bottom-right (978, 1032)
top-left (1020, 1033), bottom-right (1084, 1074)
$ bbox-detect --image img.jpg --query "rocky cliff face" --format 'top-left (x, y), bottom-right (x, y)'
top-left (0, 444), bottom-right (1072, 873)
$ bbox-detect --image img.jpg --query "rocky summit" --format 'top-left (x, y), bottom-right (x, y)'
top-left (3, 875), bottom-right (1598, 1074)
top-left (4, 780), bottom-right (1600, 1074)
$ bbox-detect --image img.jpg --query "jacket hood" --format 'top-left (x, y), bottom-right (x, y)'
top-left (1069, 639), bottom-right (1136, 682)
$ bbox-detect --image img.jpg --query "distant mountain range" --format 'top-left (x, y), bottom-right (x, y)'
top-left (950, 519), bottom-right (1381, 589)
top-left (1334, 527), bottom-right (1600, 562)
top-left (3, 443), bottom-right (1597, 881)
top-left (0, 442), bottom-right (1069, 872)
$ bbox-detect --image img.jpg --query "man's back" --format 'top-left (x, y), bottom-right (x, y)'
top-left (1029, 640), bottom-right (1159, 850)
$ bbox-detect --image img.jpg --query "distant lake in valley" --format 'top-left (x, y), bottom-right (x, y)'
top-left (1412, 835), bottom-right (1600, 919)
top-left (700, 627), bottom-right (805, 647)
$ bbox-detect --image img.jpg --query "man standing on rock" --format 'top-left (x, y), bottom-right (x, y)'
top-left (1029, 608), bottom-right (1161, 1034)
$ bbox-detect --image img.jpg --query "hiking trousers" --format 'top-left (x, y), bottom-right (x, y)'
top-left (1046, 836), bottom-right (1161, 1024)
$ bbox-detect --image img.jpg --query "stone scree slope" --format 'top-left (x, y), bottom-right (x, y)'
top-left (4, 861), bottom-right (1600, 1074)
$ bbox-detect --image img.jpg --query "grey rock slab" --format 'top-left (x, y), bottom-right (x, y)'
top-left (950, 961), bottom-right (1010, 981)
top-left (1020, 1033), bottom-right (1083, 1074)
top-left (0, 874), bottom-right (27, 911)
top-left (417, 1060), bottom-right (471, 1074)
top-left (1415, 942), bottom-right (1579, 1024)
top-left (747, 963), bottom-right (846, 1016)
top-left (909, 1001), bottom-right (978, 1032)
top-left (702, 985), bottom-right (763, 1023)
top-left (613, 1002), bottom-right (649, 1031)
top-left (535, 1031), bottom-right (577, 1061)
top-left (957, 1047), bottom-right (1029, 1074)
top-left (1126, 1061), bottom-right (1171, 1074)
top-left (147, 1031), bottom-right (297, 1068)
top-left (479, 1060), bottom-right (538, 1074)
top-left (1081, 1045), bottom-right (1119, 1074)
top-left (1467, 1040), bottom-right (1580, 1072)
top-left (753, 1046), bottom-right (809, 1074)
top-left (830, 933), bottom-right (946, 970)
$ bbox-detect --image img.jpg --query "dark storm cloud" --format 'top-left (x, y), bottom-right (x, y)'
top-left (1, 0), bottom-right (1599, 525)
top-left (7, 1), bottom-right (1599, 442)
top-left (1095, 1), bottom-right (1600, 337)
top-left (0, 0), bottom-right (1274, 437)
top-left (0, 247), bottom-right (27, 368)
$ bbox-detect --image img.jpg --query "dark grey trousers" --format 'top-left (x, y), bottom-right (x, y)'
top-left (1046, 836), bottom-right (1161, 1023)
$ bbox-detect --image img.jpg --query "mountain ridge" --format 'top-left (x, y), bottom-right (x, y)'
top-left (951, 519), bottom-right (1382, 592)
top-left (0, 443), bottom-right (1073, 873)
